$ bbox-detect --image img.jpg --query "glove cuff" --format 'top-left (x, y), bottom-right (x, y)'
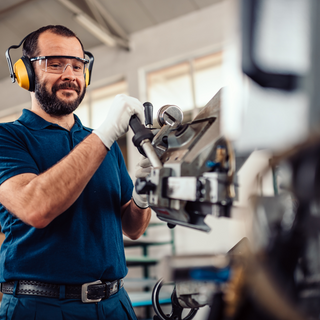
top-left (92, 130), bottom-right (113, 150)
top-left (132, 188), bottom-right (148, 209)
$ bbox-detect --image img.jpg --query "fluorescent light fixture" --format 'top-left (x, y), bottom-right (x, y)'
top-left (58, 0), bottom-right (128, 49)
top-left (75, 13), bottom-right (116, 47)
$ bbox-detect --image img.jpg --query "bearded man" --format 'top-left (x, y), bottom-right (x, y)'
top-left (0, 25), bottom-right (151, 320)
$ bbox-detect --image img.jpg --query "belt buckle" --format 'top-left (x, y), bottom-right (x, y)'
top-left (81, 280), bottom-right (102, 303)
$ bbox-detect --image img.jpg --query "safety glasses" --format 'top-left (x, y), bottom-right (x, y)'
top-left (30, 55), bottom-right (89, 75)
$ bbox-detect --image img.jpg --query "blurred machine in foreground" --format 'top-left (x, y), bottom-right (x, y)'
top-left (130, 0), bottom-right (320, 319)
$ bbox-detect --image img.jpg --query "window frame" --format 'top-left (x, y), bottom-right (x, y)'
top-left (139, 47), bottom-right (224, 122)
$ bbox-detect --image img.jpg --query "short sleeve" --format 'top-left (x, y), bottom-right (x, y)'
top-left (0, 125), bottom-right (39, 185)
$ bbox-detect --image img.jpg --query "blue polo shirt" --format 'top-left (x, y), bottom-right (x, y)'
top-left (0, 109), bottom-right (133, 284)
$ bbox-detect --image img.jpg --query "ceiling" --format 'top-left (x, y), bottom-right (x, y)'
top-left (0, 0), bottom-right (222, 82)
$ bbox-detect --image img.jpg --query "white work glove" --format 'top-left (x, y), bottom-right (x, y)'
top-left (93, 94), bottom-right (145, 149)
top-left (132, 156), bottom-right (152, 209)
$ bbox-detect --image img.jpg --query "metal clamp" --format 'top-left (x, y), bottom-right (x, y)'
top-left (81, 280), bottom-right (103, 303)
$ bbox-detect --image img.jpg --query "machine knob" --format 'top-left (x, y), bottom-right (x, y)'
top-left (157, 105), bottom-right (183, 127)
top-left (143, 102), bottom-right (153, 128)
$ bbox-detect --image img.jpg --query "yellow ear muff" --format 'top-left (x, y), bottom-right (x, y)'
top-left (13, 56), bottom-right (35, 92)
top-left (85, 69), bottom-right (90, 87)
top-left (13, 59), bottom-right (30, 91)
top-left (84, 51), bottom-right (94, 87)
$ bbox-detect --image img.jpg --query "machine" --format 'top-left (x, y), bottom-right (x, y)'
top-left (129, 0), bottom-right (320, 319)
top-left (132, 89), bottom-right (237, 233)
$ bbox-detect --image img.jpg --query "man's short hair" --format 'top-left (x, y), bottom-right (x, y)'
top-left (23, 25), bottom-right (85, 58)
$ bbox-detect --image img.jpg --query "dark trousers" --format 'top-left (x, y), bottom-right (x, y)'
top-left (0, 287), bottom-right (137, 320)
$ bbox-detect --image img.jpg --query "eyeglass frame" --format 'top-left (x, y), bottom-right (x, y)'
top-left (30, 55), bottom-right (90, 75)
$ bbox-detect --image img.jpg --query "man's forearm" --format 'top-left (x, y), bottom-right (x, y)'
top-left (0, 133), bottom-right (107, 228)
top-left (122, 200), bottom-right (151, 240)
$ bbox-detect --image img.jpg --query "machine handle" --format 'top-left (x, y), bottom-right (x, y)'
top-left (129, 114), bottom-right (163, 168)
top-left (129, 114), bottom-right (145, 135)
top-left (143, 102), bottom-right (153, 127)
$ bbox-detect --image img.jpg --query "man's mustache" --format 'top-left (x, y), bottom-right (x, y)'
top-left (53, 82), bottom-right (80, 94)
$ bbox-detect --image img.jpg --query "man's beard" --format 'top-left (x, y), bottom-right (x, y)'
top-left (35, 79), bottom-right (86, 116)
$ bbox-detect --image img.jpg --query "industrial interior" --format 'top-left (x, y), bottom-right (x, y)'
top-left (0, 0), bottom-right (319, 319)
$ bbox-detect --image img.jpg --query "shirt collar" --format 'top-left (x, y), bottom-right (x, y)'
top-left (16, 109), bottom-right (90, 132)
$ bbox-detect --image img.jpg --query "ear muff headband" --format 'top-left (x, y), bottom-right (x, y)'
top-left (6, 33), bottom-right (94, 91)
top-left (6, 32), bottom-right (34, 91)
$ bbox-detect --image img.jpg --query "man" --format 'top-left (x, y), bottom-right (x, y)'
top-left (0, 25), bottom-right (151, 319)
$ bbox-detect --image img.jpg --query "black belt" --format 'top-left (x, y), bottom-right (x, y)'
top-left (0, 279), bottom-right (124, 303)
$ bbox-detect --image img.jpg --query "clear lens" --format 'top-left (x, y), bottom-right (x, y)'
top-left (39, 57), bottom-right (86, 75)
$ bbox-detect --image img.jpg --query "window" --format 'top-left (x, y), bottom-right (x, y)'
top-left (74, 99), bottom-right (90, 128)
top-left (147, 62), bottom-right (193, 112)
top-left (194, 52), bottom-right (224, 108)
top-left (146, 51), bottom-right (224, 120)
top-left (91, 81), bottom-right (127, 128)
top-left (74, 80), bottom-right (127, 128)
top-left (74, 80), bottom-right (128, 165)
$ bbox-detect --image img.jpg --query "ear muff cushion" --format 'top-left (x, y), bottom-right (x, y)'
top-left (13, 56), bottom-right (35, 91)
top-left (22, 56), bottom-right (35, 92)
